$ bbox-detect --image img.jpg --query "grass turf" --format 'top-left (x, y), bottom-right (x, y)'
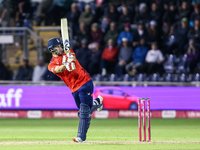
top-left (0, 118), bottom-right (200, 150)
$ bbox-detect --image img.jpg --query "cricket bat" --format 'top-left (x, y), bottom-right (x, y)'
top-left (61, 18), bottom-right (69, 52)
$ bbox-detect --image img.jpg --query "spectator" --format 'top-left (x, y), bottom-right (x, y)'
top-left (100, 4), bottom-right (118, 32)
top-left (117, 22), bottom-right (133, 45)
top-left (93, 0), bottom-right (105, 23)
top-left (175, 1), bottom-right (190, 22)
top-left (8, 0), bottom-right (22, 26)
top-left (126, 38), bottom-right (148, 76)
top-left (34, 0), bottom-right (53, 26)
top-left (15, 58), bottom-right (33, 81)
top-left (185, 39), bottom-right (200, 74)
top-left (147, 20), bottom-right (160, 46)
top-left (76, 39), bottom-right (91, 71)
top-left (101, 39), bottom-right (119, 76)
top-left (90, 23), bottom-right (103, 44)
top-left (187, 18), bottom-right (200, 43)
top-left (74, 22), bottom-right (90, 50)
top-left (162, 2), bottom-right (177, 26)
top-left (105, 4), bottom-right (119, 23)
top-left (136, 42), bottom-right (165, 76)
top-left (177, 0), bottom-right (190, 7)
top-left (119, 6), bottom-right (132, 24)
top-left (190, 3), bottom-right (200, 23)
top-left (133, 3), bottom-right (149, 25)
top-left (191, 0), bottom-right (200, 6)
top-left (0, 0), bottom-right (8, 26)
top-left (115, 37), bottom-right (133, 76)
top-left (134, 0), bottom-right (154, 13)
top-left (78, 5), bottom-right (94, 27)
top-left (162, 22), bottom-right (172, 38)
top-left (32, 57), bottom-right (47, 82)
top-left (161, 1), bottom-right (169, 15)
top-left (46, 0), bottom-right (73, 25)
top-left (100, 17), bottom-right (109, 33)
top-left (76, 0), bottom-right (95, 12)
top-left (170, 17), bottom-right (189, 55)
top-left (148, 3), bottom-right (161, 24)
top-left (104, 22), bottom-right (119, 44)
top-left (161, 23), bottom-right (177, 55)
top-left (108, 0), bottom-right (121, 8)
top-left (0, 60), bottom-right (10, 80)
top-left (132, 22), bottom-right (148, 47)
top-left (16, 0), bottom-right (33, 27)
top-left (66, 3), bottom-right (80, 35)
top-left (88, 42), bottom-right (102, 76)
top-left (116, 1), bottom-right (134, 14)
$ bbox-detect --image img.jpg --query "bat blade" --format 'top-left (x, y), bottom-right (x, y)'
top-left (61, 18), bottom-right (69, 52)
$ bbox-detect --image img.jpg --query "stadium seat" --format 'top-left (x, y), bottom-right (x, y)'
top-left (175, 54), bottom-right (187, 74)
top-left (163, 73), bottom-right (175, 82)
top-left (108, 74), bottom-right (118, 81)
top-left (135, 73), bottom-right (146, 81)
top-left (118, 74), bottom-right (132, 81)
top-left (92, 74), bottom-right (104, 81)
top-left (177, 73), bottom-right (188, 82)
top-left (191, 73), bottom-right (200, 81)
top-left (148, 73), bottom-right (160, 82)
top-left (163, 54), bottom-right (176, 73)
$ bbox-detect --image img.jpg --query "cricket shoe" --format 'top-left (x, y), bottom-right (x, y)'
top-left (90, 95), bottom-right (104, 114)
top-left (72, 137), bottom-right (85, 143)
top-left (97, 95), bottom-right (103, 111)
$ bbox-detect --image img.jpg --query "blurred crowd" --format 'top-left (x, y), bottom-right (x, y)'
top-left (1, 0), bottom-right (200, 81)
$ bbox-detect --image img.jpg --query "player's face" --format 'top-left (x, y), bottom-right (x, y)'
top-left (54, 45), bottom-right (63, 55)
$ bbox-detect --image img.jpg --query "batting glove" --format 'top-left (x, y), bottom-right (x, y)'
top-left (62, 53), bottom-right (76, 71)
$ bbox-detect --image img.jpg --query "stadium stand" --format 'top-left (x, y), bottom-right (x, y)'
top-left (1, 0), bottom-right (200, 83)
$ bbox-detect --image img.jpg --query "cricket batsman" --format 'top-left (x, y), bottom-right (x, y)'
top-left (47, 38), bottom-right (103, 142)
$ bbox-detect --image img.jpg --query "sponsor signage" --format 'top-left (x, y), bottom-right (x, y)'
top-left (162, 110), bottom-right (176, 118)
top-left (27, 110), bottom-right (42, 118)
top-left (0, 111), bottom-right (18, 118)
top-left (52, 111), bottom-right (78, 118)
top-left (0, 87), bottom-right (76, 110)
top-left (187, 111), bottom-right (200, 118)
top-left (0, 86), bottom-right (199, 110)
top-left (94, 110), bottom-right (109, 118)
top-left (0, 110), bottom-right (200, 118)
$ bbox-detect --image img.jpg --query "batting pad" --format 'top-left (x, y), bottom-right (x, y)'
top-left (77, 103), bottom-right (91, 141)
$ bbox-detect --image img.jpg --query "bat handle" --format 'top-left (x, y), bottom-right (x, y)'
top-left (64, 50), bottom-right (70, 53)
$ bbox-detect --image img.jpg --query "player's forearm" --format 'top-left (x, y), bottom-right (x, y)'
top-left (55, 65), bottom-right (66, 73)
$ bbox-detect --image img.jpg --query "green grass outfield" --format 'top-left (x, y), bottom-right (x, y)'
top-left (0, 118), bottom-right (200, 150)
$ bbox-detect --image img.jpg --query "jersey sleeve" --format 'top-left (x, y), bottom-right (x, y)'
top-left (69, 49), bottom-right (76, 57)
top-left (48, 61), bottom-right (57, 74)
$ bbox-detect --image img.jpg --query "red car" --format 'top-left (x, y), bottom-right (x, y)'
top-left (93, 87), bottom-right (138, 110)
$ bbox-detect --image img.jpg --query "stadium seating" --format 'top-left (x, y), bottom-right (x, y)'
top-left (163, 73), bottom-right (175, 82)
top-left (163, 54), bottom-right (176, 73)
top-left (134, 73), bottom-right (146, 81)
top-left (92, 74), bottom-right (104, 81)
top-left (175, 55), bottom-right (187, 74)
top-left (108, 74), bottom-right (118, 81)
top-left (177, 73), bottom-right (188, 82)
top-left (148, 73), bottom-right (160, 82)
top-left (191, 73), bottom-right (200, 81)
top-left (118, 74), bottom-right (132, 81)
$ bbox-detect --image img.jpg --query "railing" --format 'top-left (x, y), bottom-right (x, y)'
top-left (0, 26), bottom-right (73, 63)
top-left (0, 27), bottom-right (43, 63)
top-left (35, 26), bottom-right (73, 47)
top-left (0, 80), bottom-right (199, 87)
